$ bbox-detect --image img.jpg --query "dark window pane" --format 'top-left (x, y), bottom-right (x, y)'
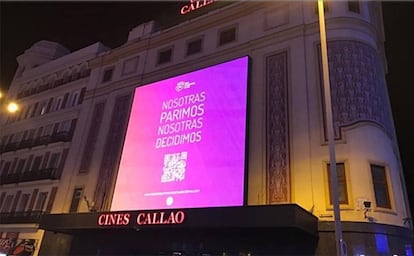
top-left (327, 163), bottom-right (348, 204)
top-left (187, 39), bottom-right (202, 56)
top-left (348, 1), bottom-right (360, 13)
top-left (102, 68), bottom-right (114, 83)
top-left (69, 188), bottom-right (83, 213)
top-left (158, 48), bottom-right (172, 64)
top-left (219, 27), bottom-right (236, 46)
top-left (371, 165), bottom-right (391, 208)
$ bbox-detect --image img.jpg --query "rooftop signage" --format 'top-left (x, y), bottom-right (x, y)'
top-left (180, 0), bottom-right (217, 15)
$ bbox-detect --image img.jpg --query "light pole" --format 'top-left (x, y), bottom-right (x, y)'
top-left (317, 0), bottom-right (345, 255)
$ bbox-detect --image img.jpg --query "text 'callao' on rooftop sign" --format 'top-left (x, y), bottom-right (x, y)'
top-left (180, 0), bottom-right (217, 15)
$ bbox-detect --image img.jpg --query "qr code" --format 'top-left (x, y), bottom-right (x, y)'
top-left (161, 152), bottom-right (188, 183)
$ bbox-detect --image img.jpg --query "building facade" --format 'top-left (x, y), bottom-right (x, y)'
top-left (1, 1), bottom-right (412, 255)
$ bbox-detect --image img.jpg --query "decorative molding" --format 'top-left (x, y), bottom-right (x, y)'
top-left (94, 94), bottom-right (132, 211)
top-left (266, 52), bottom-right (290, 203)
top-left (79, 102), bottom-right (106, 174)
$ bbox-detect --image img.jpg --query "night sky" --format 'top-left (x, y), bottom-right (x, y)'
top-left (0, 1), bottom-right (413, 214)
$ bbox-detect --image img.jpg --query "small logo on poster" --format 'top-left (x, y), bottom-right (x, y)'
top-left (166, 196), bottom-right (174, 206)
top-left (176, 81), bottom-right (195, 92)
top-left (161, 152), bottom-right (188, 182)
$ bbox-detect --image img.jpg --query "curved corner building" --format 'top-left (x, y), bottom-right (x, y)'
top-left (0, 1), bottom-right (412, 255)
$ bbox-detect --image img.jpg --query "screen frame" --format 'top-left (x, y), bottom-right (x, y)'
top-left (110, 55), bottom-right (251, 211)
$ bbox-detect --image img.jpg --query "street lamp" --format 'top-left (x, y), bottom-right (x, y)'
top-left (6, 102), bottom-right (19, 114)
top-left (317, 0), bottom-right (346, 255)
top-left (0, 90), bottom-right (19, 115)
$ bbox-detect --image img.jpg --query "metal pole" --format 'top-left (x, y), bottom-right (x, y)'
top-left (317, 1), bottom-right (345, 255)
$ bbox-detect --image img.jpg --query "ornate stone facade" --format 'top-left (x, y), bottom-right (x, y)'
top-left (94, 94), bottom-right (131, 211)
top-left (322, 40), bottom-right (393, 140)
top-left (266, 52), bottom-right (290, 203)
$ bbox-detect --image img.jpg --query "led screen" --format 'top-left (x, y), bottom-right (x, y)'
top-left (111, 56), bottom-right (249, 211)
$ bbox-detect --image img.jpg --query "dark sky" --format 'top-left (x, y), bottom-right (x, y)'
top-left (0, 1), bottom-right (413, 214)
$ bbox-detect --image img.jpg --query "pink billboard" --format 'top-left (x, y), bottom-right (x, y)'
top-left (111, 56), bottom-right (249, 211)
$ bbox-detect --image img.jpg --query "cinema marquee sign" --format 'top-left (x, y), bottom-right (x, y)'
top-left (97, 210), bottom-right (185, 227)
top-left (180, 0), bottom-right (217, 15)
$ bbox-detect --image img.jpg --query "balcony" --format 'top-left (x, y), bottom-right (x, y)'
top-left (0, 131), bottom-right (72, 153)
top-left (0, 167), bottom-right (58, 185)
top-left (50, 131), bottom-right (71, 143)
top-left (16, 69), bottom-right (91, 99)
top-left (0, 211), bottom-right (46, 224)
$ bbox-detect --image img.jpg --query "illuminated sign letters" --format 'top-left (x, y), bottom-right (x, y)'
top-left (180, 0), bottom-right (217, 15)
top-left (98, 213), bottom-right (131, 226)
top-left (137, 210), bottom-right (185, 225)
top-left (97, 211), bottom-right (185, 227)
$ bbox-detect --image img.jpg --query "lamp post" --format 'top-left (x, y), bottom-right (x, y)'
top-left (317, 0), bottom-right (345, 255)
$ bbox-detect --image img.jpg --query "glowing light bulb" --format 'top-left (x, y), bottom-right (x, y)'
top-left (7, 102), bottom-right (19, 113)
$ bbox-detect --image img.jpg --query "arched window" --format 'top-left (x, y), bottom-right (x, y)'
top-left (71, 66), bottom-right (80, 80)
top-left (30, 82), bottom-right (37, 95)
top-left (79, 63), bottom-right (90, 77)
top-left (35, 79), bottom-right (44, 93)
top-left (46, 74), bottom-right (57, 89)
top-left (69, 91), bottom-right (80, 107)
top-left (62, 70), bottom-right (71, 84)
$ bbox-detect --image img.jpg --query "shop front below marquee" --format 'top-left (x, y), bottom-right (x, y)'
top-left (39, 204), bottom-right (319, 255)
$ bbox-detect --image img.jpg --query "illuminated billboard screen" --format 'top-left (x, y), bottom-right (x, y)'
top-left (111, 56), bottom-right (249, 211)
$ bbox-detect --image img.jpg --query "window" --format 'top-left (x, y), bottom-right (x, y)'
top-left (34, 192), bottom-right (48, 211)
top-left (47, 77), bottom-right (56, 88)
top-left (327, 162), bottom-right (348, 204)
top-left (52, 97), bottom-right (63, 112)
top-left (1, 195), bottom-right (13, 212)
top-left (80, 64), bottom-right (89, 77)
top-left (62, 71), bottom-right (71, 83)
top-left (69, 188), bottom-right (83, 213)
top-left (348, 1), bottom-right (360, 13)
top-left (59, 120), bottom-right (71, 133)
top-left (157, 47), bottom-right (173, 65)
top-left (102, 68), bottom-right (114, 83)
top-left (219, 27), bottom-right (237, 46)
top-left (7, 134), bottom-right (14, 144)
top-left (17, 194), bottom-right (30, 212)
top-left (186, 38), bottom-right (202, 56)
top-left (28, 129), bottom-right (36, 140)
top-left (69, 91), bottom-right (80, 107)
top-left (32, 102), bottom-right (41, 118)
top-left (16, 159), bottom-right (26, 173)
top-left (14, 132), bottom-right (23, 143)
top-left (24, 105), bottom-right (32, 119)
top-left (2, 162), bottom-right (11, 176)
top-left (48, 153), bottom-right (60, 169)
top-left (36, 127), bottom-right (44, 139)
top-left (371, 164), bottom-right (391, 208)
top-left (39, 101), bottom-right (47, 116)
top-left (43, 124), bottom-right (53, 137)
top-left (31, 156), bottom-right (42, 171)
